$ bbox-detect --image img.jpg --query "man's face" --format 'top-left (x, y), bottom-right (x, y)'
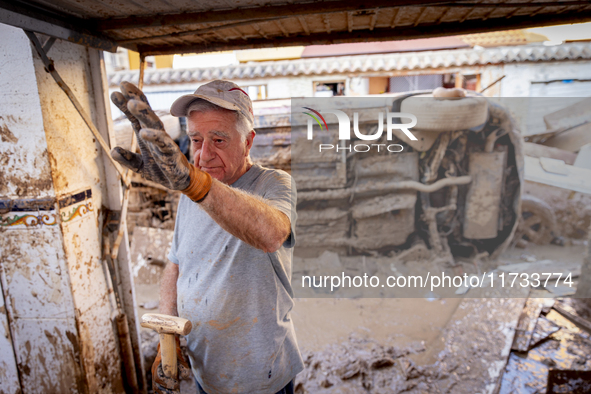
top-left (187, 109), bottom-right (254, 185)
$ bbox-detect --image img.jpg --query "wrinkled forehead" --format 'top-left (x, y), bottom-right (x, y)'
top-left (186, 109), bottom-right (240, 139)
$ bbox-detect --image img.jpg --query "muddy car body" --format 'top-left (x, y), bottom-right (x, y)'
top-left (287, 92), bottom-right (523, 263)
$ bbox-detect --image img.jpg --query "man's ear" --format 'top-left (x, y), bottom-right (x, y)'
top-left (245, 130), bottom-right (256, 155)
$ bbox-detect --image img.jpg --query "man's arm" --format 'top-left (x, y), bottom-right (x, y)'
top-left (159, 262), bottom-right (179, 316)
top-left (200, 179), bottom-right (291, 254)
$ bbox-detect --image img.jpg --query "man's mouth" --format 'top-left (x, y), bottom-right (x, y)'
top-left (201, 166), bottom-right (221, 172)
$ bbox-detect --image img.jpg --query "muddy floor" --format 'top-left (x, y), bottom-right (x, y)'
top-left (134, 242), bottom-right (588, 393)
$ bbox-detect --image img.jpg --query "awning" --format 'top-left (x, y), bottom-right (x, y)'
top-left (1, 0), bottom-right (591, 55)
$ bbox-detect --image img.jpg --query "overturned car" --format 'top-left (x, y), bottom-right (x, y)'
top-left (287, 90), bottom-right (523, 264)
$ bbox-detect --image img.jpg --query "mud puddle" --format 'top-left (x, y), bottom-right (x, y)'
top-left (133, 244), bottom-right (588, 393)
top-left (291, 298), bottom-right (462, 367)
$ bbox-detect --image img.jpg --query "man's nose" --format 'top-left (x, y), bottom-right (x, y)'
top-left (200, 140), bottom-right (216, 162)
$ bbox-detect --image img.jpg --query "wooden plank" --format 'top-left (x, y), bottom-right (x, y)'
top-left (25, 31), bottom-right (128, 183)
top-left (11, 318), bottom-right (87, 392)
top-left (95, 0), bottom-right (452, 31)
top-left (511, 298), bottom-right (544, 352)
top-left (137, 10), bottom-right (591, 55)
top-left (529, 315), bottom-right (561, 349)
top-left (523, 142), bottom-right (577, 165)
top-left (87, 48), bottom-right (148, 393)
top-left (553, 302), bottom-right (591, 334)
top-left (543, 97), bottom-right (591, 130)
top-left (543, 122), bottom-right (591, 153)
top-left (541, 98), bottom-right (591, 152)
top-left (524, 155), bottom-right (591, 195)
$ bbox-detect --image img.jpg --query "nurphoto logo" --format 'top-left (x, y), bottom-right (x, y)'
top-left (303, 107), bottom-right (418, 153)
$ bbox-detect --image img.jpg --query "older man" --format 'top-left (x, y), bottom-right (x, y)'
top-left (111, 80), bottom-right (303, 394)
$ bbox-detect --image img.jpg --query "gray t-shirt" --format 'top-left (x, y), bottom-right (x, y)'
top-left (168, 164), bottom-right (303, 394)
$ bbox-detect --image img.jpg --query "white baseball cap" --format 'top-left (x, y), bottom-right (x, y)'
top-left (170, 80), bottom-right (254, 127)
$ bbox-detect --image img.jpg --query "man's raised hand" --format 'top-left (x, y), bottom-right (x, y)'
top-left (110, 81), bottom-right (212, 202)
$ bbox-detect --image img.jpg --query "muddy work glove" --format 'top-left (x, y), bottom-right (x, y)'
top-left (111, 81), bottom-right (212, 202)
top-left (151, 336), bottom-right (193, 394)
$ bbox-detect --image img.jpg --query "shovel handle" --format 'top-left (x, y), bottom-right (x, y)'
top-left (160, 333), bottom-right (178, 380)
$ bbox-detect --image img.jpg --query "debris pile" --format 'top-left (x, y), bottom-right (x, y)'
top-left (127, 176), bottom-right (181, 236)
top-left (295, 297), bottom-right (525, 393)
top-left (295, 335), bottom-right (431, 393)
top-left (499, 299), bottom-right (591, 393)
top-left (519, 97), bottom-right (591, 245)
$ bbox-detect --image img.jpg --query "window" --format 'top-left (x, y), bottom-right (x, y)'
top-left (242, 85), bottom-right (267, 100)
top-left (106, 48), bottom-right (130, 72)
top-left (144, 56), bottom-right (156, 69)
top-left (314, 81), bottom-right (345, 97)
top-left (460, 74), bottom-right (480, 91)
top-left (389, 75), bottom-right (443, 93)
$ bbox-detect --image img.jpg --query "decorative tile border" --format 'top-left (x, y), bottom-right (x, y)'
top-left (0, 197), bottom-right (57, 229)
top-left (60, 200), bottom-right (94, 223)
top-left (1, 212), bottom-right (58, 227)
top-left (0, 189), bottom-right (93, 230)
top-left (0, 197), bottom-right (55, 212)
top-left (59, 189), bottom-right (94, 225)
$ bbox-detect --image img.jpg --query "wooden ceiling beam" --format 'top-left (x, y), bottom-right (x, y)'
top-left (390, 8), bottom-right (400, 28)
top-left (297, 16), bottom-right (311, 35)
top-left (413, 7), bottom-right (428, 26)
top-left (96, 1), bottom-right (591, 32)
top-left (251, 23), bottom-right (269, 39)
top-left (322, 14), bottom-right (332, 34)
top-left (435, 7), bottom-right (451, 24)
top-left (275, 20), bottom-right (290, 37)
top-left (136, 9), bottom-right (591, 56)
top-left (369, 9), bottom-right (379, 31)
top-left (0, 0), bottom-right (119, 52)
top-left (95, 0), bottom-right (454, 31)
top-left (117, 17), bottom-right (289, 45)
top-left (347, 12), bottom-right (353, 33)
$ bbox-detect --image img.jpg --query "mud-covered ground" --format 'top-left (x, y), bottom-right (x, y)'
top-left (135, 242), bottom-right (588, 393)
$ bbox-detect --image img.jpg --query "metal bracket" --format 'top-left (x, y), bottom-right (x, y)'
top-left (42, 36), bottom-right (56, 53)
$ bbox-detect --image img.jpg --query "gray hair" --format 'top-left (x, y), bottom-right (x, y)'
top-left (186, 99), bottom-right (251, 141)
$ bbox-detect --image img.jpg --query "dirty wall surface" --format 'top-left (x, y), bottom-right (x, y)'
top-left (0, 24), bottom-right (127, 393)
top-left (33, 35), bottom-right (124, 393)
top-left (0, 24), bottom-right (82, 393)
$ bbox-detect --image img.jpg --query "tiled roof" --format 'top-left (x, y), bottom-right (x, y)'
top-left (109, 42), bottom-right (591, 87)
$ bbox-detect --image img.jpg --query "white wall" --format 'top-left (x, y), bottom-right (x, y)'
top-left (501, 59), bottom-right (591, 97)
top-left (500, 60), bottom-right (591, 134)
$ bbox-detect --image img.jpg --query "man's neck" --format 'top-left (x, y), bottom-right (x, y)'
top-left (228, 158), bottom-right (253, 185)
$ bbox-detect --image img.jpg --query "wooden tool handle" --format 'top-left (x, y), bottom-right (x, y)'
top-left (160, 333), bottom-right (177, 380)
top-left (141, 313), bottom-right (192, 335)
